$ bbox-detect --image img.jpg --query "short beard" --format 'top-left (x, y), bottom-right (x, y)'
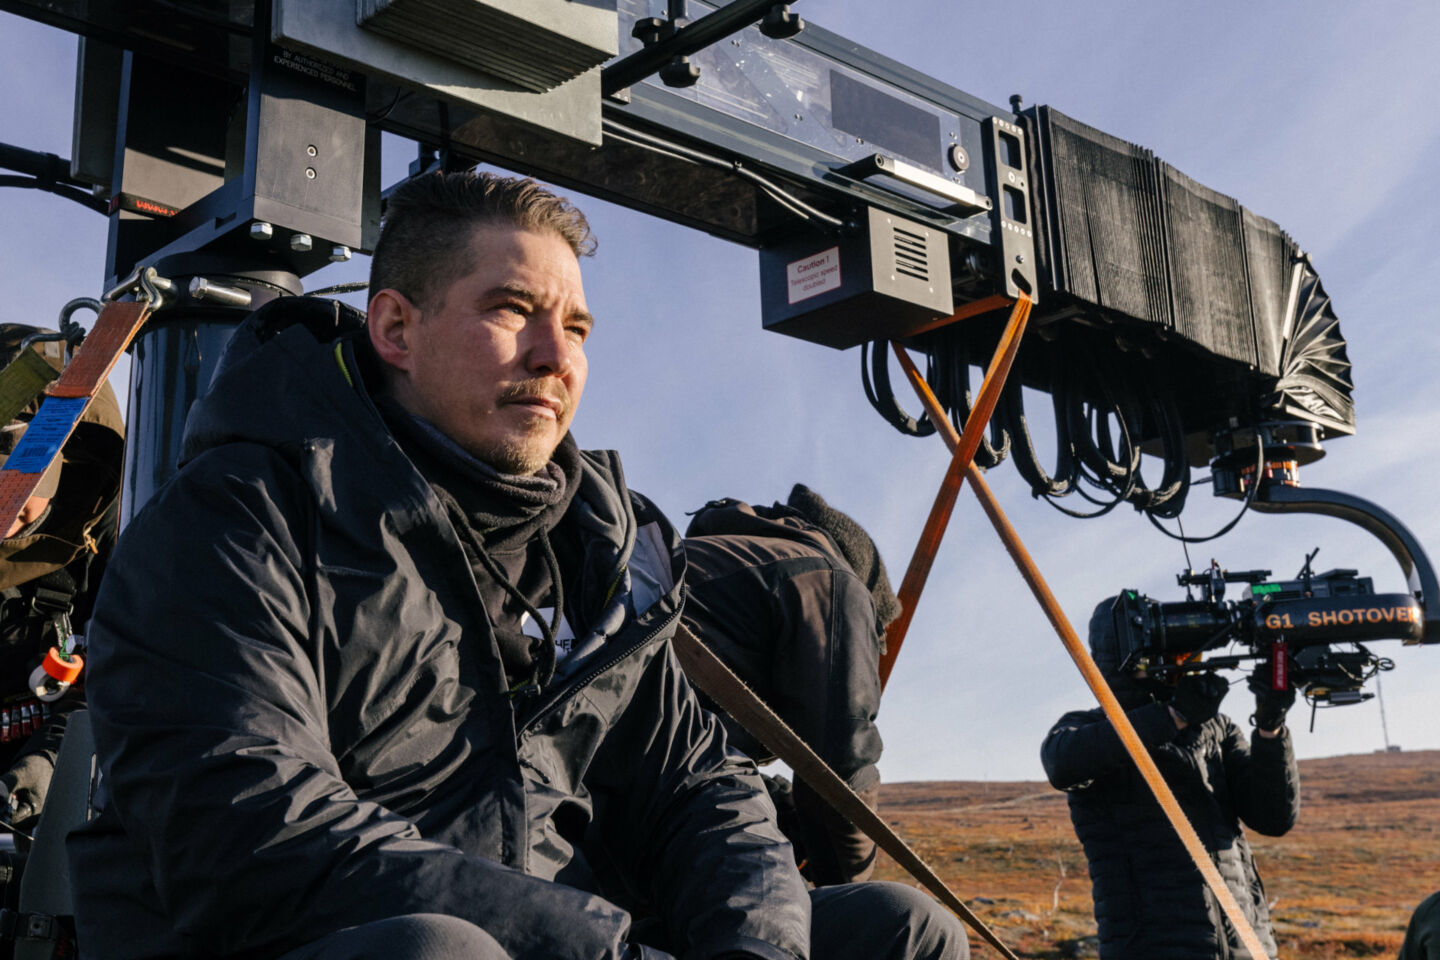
top-left (475, 421), bottom-right (560, 476)
top-left (478, 379), bottom-right (569, 475)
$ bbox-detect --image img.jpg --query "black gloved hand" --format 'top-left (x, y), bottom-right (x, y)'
top-left (1170, 672), bottom-right (1229, 727)
top-left (1248, 663), bottom-right (1296, 732)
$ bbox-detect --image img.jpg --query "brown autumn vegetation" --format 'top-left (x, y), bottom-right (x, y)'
top-left (872, 749), bottom-right (1440, 959)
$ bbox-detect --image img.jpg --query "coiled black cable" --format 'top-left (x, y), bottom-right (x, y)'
top-left (999, 364), bottom-right (1077, 499)
top-left (861, 339), bottom-right (936, 437)
top-left (860, 324), bottom-right (1207, 525)
top-left (1111, 369), bottom-right (1190, 518)
top-left (926, 325), bottom-right (1009, 468)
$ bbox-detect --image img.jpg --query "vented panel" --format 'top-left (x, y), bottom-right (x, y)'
top-left (758, 208), bottom-right (951, 349)
top-left (1243, 210), bottom-right (1295, 378)
top-left (867, 207), bottom-right (951, 319)
top-left (357, 0), bottom-right (615, 93)
top-left (1161, 163), bottom-right (1255, 367)
top-left (891, 224), bottom-right (931, 283)
top-left (1038, 107), bottom-right (1170, 328)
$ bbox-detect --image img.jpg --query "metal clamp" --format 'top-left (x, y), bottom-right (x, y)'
top-left (103, 265), bottom-right (176, 308)
top-left (603, 0), bottom-right (797, 97)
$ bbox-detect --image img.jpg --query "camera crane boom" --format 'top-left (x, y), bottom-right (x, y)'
top-left (0, 4), bottom-right (1433, 959)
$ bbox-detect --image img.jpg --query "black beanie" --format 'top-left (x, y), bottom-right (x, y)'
top-left (786, 484), bottom-right (903, 631)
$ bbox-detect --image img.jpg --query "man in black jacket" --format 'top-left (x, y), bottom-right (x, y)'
top-left (69, 172), bottom-right (966, 960)
top-left (683, 489), bottom-right (897, 887)
top-left (1041, 596), bottom-right (1300, 960)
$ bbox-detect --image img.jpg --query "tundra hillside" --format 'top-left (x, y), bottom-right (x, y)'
top-left (873, 749), bottom-right (1440, 958)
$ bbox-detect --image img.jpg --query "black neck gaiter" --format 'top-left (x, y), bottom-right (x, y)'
top-left (378, 395), bottom-right (583, 689)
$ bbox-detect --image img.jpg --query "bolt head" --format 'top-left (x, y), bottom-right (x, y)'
top-left (290, 233), bottom-right (314, 253)
top-left (250, 221), bottom-right (274, 241)
top-left (329, 245), bottom-right (352, 263)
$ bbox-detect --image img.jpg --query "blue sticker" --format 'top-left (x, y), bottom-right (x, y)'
top-left (5, 397), bottom-right (88, 474)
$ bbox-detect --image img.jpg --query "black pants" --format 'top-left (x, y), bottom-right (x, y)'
top-left (275, 881), bottom-right (968, 960)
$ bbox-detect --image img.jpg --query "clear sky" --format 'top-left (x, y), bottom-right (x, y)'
top-left (2, 1), bottom-right (1438, 783)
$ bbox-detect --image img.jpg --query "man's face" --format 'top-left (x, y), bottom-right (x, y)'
top-left (385, 224), bottom-right (592, 475)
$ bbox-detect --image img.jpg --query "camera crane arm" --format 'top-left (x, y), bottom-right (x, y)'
top-left (1252, 483), bottom-right (1440, 644)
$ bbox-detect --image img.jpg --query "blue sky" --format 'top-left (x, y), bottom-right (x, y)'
top-left (2, 1), bottom-right (1438, 782)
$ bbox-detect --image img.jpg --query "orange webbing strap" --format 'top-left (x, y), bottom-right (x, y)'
top-left (878, 293), bottom-right (1032, 690)
top-left (896, 350), bottom-right (1276, 960)
top-left (901, 293), bottom-right (1018, 341)
top-left (47, 299), bottom-right (151, 398)
top-left (0, 300), bottom-right (151, 537)
top-left (671, 622), bottom-right (1021, 960)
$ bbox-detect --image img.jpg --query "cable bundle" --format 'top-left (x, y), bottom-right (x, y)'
top-left (861, 328), bottom-right (1192, 521)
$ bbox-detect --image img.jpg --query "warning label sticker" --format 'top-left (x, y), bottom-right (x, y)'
top-left (786, 247), bottom-right (842, 304)
top-left (4, 397), bottom-right (86, 474)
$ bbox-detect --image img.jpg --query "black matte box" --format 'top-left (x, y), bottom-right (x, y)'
top-left (759, 208), bottom-right (953, 350)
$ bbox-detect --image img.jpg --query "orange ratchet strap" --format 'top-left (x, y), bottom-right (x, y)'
top-left (0, 272), bottom-right (162, 538)
top-left (878, 292), bottom-right (1032, 689)
top-left (896, 349), bottom-right (1275, 960)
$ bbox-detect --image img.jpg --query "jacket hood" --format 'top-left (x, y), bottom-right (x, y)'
top-left (182, 296), bottom-right (375, 465)
top-left (685, 495), bottom-right (895, 634)
top-left (685, 497), bottom-right (834, 555)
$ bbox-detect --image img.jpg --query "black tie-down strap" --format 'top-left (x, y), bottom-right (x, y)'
top-left (0, 908), bottom-right (74, 957)
top-left (670, 623), bottom-right (1020, 960)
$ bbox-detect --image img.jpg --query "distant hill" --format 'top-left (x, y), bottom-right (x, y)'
top-left (872, 749), bottom-right (1439, 958)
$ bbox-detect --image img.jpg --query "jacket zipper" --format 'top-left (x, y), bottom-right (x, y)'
top-left (520, 604), bottom-right (682, 738)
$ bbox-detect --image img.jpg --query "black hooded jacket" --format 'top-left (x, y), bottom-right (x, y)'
top-left (681, 497), bottom-right (884, 791)
top-left (1040, 601), bottom-right (1300, 960)
top-left (67, 299), bottom-right (809, 960)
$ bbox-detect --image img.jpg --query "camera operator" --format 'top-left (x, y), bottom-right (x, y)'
top-left (1400, 893), bottom-right (1440, 959)
top-left (1041, 596), bottom-right (1300, 959)
top-left (0, 324), bottom-right (123, 840)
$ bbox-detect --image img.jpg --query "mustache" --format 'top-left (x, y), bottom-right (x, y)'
top-left (498, 379), bottom-right (568, 415)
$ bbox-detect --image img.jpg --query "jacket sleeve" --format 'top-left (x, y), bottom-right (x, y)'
top-left (584, 632), bottom-right (811, 960)
top-left (1219, 715), bottom-right (1300, 836)
top-left (84, 447), bottom-right (643, 960)
top-left (1041, 702), bottom-right (1179, 790)
top-left (772, 563), bottom-right (884, 790)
